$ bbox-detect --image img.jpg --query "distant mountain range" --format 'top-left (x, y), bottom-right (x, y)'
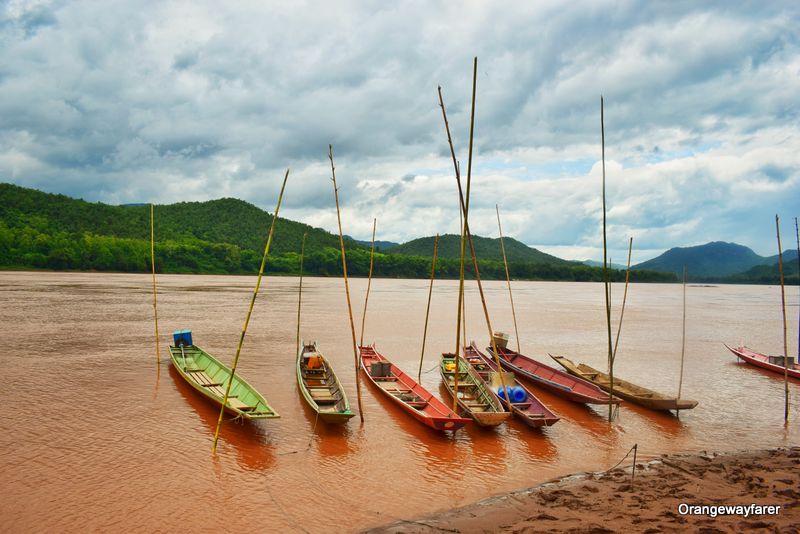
top-left (0, 182), bottom-right (795, 284)
top-left (385, 234), bottom-right (570, 265)
top-left (633, 241), bottom-right (799, 279)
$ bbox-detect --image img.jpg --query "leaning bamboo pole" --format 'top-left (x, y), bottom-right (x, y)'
top-left (150, 204), bottom-right (160, 370)
top-left (601, 96), bottom-right (615, 423)
top-left (612, 237), bottom-right (633, 362)
top-left (438, 58), bottom-right (511, 411)
top-left (295, 232), bottom-right (308, 359)
top-left (329, 145), bottom-right (365, 423)
top-left (776, 215), bottom-right (789, 424)
top-left (212, 169), bottom-right (289, 455)
top-left (496, 204), bottom-right (521, 353)
top-left (677, 265), bottom-right (688, 413)
top-left (418, 234), bottom-right (440, 382)
top-left (359, 219), bottom-right (377, 349)
top-left (795, 217), bottom-right (799, 362)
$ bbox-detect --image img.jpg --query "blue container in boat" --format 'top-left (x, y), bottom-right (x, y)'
top-left (511, 386), bottom-right (527, 402)
top-left (497, 386), bottom-right (513, 400)
top-left (173, 329), bottom-right (193, 347)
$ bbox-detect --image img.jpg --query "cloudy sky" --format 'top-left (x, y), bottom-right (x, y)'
top-left (1, 1), bottom-right (798, 263)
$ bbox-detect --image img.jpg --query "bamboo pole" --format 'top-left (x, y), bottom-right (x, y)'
top-left (296, 232), bottom-right (308, 360)
top-left (359, 219), bottom-right (377, 349)
top-left (212, 169), bottom-right (289, 455)
top-left (496, 204), bottom-right (521, 353)
top-left (418, 234), bottom-right (440, 382)
top-left (776, 215), bottom-right (789, 424)
top-left (795, 217), bottom-right (799, 362)
top-left (612, 237), bottom-right (633, 362)
top-left (438, 59), bottom-right (512, 412)
top-left (601, 96), bottom-right (615, 423)
top-left (677, 265), bottom-right (687, 412)
top-left (329, 145), bottom-right (365, 423)
top-left (150, 204), bottom-right (160, 370)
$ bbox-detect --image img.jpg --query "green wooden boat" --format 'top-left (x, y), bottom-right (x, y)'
top-left (169, 330), bottom-right (279, 420)
top-left (297, 341), bottom-right (355, 424)
top-left (440, 353), bottom-right (511, 427)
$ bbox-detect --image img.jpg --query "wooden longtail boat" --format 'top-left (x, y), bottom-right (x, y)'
top-left (488, 345), bottom-right (620, 405)
top-left (440, 353), bottom-right (512, 427)
top-left (297, 341), bottom-right (355, 424)
top-left (465, 343), bottom-right (560, 427)
top-left (725, 344), bottom-right (800, 380)
top-left (360, 345), bottom-right (470, 431)
top-left (550, 354), bottom-right (698, 411)
top-left (169, 330), bottom-right (279, 420)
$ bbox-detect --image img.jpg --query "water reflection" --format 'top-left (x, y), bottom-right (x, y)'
top-left (169, 365), bottom-right (275, 471)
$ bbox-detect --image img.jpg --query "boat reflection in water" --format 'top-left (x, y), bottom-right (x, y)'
top-left (169, 365), bottom-right (275, 471)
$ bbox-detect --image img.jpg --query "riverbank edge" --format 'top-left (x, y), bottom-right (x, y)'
top-left (364, 447), bottom-right (800, 533)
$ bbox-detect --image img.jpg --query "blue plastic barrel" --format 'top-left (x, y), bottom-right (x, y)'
top-left (511, 386), bottom-right (527, 402)
top-left (497, 386), bottom-right (513, 400)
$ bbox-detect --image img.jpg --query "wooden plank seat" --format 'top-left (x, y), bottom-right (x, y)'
top-left (373, 376), bottom-right (398, 381)
top-left (406, 401), bottom-right (428, 408)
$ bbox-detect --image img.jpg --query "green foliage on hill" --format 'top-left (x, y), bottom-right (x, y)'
top-left (386, 234), bottom-right (569, 264)
top-left (633, 241), bottom-right (769, 278)
top-left (0, 182), bottom-right (675, 282)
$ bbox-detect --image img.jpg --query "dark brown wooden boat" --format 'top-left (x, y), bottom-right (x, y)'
top-left (488, 345), bottom-right (620, 405)
top-left (360, 345), bottom-right (470, 431)
top-left (550, 354), bottom-right (698, 411)
top-left (466, 343), bottom-right (559, 427)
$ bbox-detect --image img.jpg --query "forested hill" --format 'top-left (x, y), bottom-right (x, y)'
top-left (0, 182), bottom-right (675, 282)
top-left (0, 182), bottom-right (347, 255)
top-left (385, 234), bottom-right (569, 265)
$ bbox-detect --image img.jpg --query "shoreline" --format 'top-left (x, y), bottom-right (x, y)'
top-left (365, 447), bottom-right (800, 533)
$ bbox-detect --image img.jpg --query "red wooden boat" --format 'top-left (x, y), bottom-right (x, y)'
top-left (725, 344), bottom-right (800, 379)
top-left (360, 345), bottom-right (470, 431)
top-left (487, 345), bottom-right (621, 405)
top-left (466, 343), bottom-right (560, 427)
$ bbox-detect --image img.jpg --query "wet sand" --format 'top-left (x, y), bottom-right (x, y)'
top-left (368, 447), bottom-right (800, 533)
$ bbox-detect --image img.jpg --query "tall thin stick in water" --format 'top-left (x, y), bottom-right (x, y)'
top-left (496, 204), bottom-right (521, 353)
top-left (438, 59), bottom-right (511, 411)
top-left (330, 146), bottom-right (364, 423)
top-left (795, 217), bottom-right (799, 361)
top-left (677, 265), bottom-right (687, 416)
top-left (295, 232), bottom-right (308, 359)
top-left (212, 169), bottom-right (289, 454)
top-left (150, 204), bottom-right (160, 371)
top-left (601, 96), bottom-right (614, 423)
top-left (418, 234), bottom-right (440, 382)
top-left (359, 218), bottom-right (377, 349)
top-left (776, 215), bottom-right (789, 424)
top-left (612, 237), bottom-right (633, 362)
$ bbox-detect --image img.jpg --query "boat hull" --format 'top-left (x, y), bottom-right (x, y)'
top-left (726, 345), bottom-right (800, 380)
top-left (489, 346), bottom-right (620, 405)
top-left (169, 342), bottom-right (279, 420)
top-left (467, 343), bottom-right (560, 427)
top-left (440, 353), bottom-right (512, 427)
top-left (360, 345), bottom-right (470, 432)
top-left (550, 354), bottom-right (698, 411)
top-left (297, 342), bottom-right (355, 424)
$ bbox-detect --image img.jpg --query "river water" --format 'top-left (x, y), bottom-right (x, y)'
top-left (1, 271), bottom-right (798, 532)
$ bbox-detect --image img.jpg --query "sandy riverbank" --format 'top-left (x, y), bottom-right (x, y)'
top-left (366, 447), bottom-right (800, 533)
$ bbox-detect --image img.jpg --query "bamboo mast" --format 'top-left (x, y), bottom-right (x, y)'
top-left (150, 204), bottom-right (160, 370)
top-left (677, 265), bottom-right (687, 410)
top-left (795, 217), bottom-right (799, 362)
top-left (329, 145), bottom-right (365, 423)
top-left (296, 232), bottom-right (308, 359)
top-left (359, 219), bottom-right (377, 349)
top-left (438, 58), bottom-right (512, 411)
top-left (496, 204), bottom-right (521, 353)
top-left (601, 96), bottom-right (615, 423)
top-left (776, 215), bottom-right (789, 424)
top-left (212, 169), bottom-right (289, 455)
top-left (612, 237), bottom-right (633, 361)
top-left (418, 234), bottom-right (440, 382)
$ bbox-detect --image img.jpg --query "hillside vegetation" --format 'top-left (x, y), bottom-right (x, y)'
top-left (0, 182), bottom-right (673, 282)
